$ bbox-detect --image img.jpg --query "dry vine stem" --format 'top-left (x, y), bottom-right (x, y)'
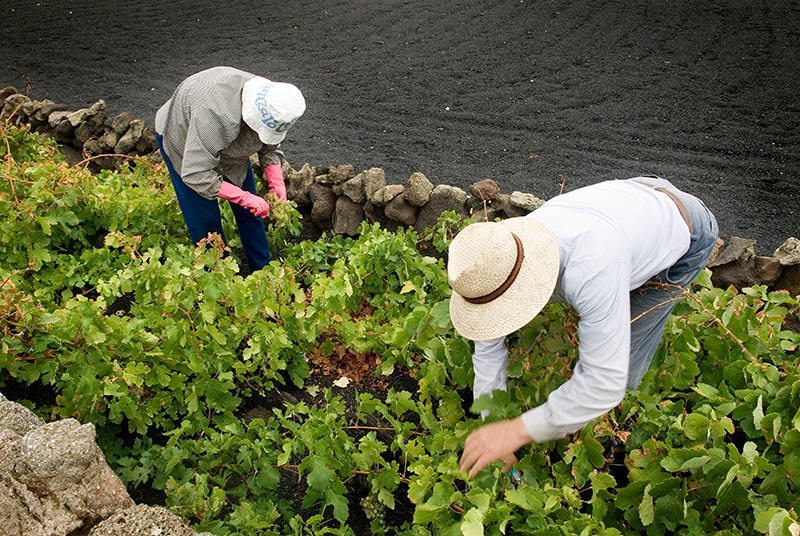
top-left (0, 122), bottom-right (19, 202)
top-left (74, 151), bottom-right (138, 168)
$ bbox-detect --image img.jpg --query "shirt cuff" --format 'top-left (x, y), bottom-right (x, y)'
top-left (183, 173), bottom-right (222, 200)
top-left (521, 404), bottom-right (569, 443)
top-left (259, 147), bottom-right (286, 167)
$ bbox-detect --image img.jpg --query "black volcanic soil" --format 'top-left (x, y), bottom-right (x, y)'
top-left (2, 0), bottom-right (798, 250)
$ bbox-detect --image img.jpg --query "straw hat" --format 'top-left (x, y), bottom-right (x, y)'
top-left (448, 217), bottom-right (560, 341)
top-left (242, 77), bottom-right (306, 145)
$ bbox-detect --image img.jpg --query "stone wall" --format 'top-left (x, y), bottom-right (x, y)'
top-left (2, 87), bottom-right (798, 297)
top-left (283, 163), bottom-right (799, 297)
top-left (1, 86), bottom-right (157, 170)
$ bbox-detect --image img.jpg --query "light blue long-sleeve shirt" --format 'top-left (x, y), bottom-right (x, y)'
top-left (473, 178), bottom-right (690, 442)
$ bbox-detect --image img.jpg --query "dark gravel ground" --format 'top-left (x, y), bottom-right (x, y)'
top-left (2, 0), bottom-right (798, 251)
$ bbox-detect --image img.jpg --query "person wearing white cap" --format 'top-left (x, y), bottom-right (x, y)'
top-left (155, 66), bottom-right (305, 270)
top-left (450, 176), bottom-right (718, 477)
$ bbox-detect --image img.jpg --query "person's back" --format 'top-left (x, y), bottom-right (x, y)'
top-left (155, 66), bottom-right (256, 196)
top-left (531, 178), bottom-right (691, 295)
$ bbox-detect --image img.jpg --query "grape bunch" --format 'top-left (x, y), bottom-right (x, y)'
top-left (360, 495), bottom-right (386, 523)
top-left (264, 192), bottom-right (300, 228)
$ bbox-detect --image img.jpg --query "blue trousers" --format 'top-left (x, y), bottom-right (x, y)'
top-left (156, 134), bottom-right (271, 271)
top-left (627, 180), bottom-right (719, 389)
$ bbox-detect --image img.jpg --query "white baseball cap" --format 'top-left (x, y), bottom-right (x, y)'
top-left (242, 77), bottom-right (305, 145)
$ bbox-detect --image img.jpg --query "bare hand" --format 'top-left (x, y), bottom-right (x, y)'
top-left (459, 417), bottom-right (532, 477)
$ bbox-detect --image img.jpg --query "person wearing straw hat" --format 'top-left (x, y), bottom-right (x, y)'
top-left (155, 66), bottom-right (305, 271)
top-left (450, 176), bottom-right (718, 477)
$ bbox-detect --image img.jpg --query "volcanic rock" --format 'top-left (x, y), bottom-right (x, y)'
top-left (404, 172), bottom-right (434, 206)
top-left (415, 185), bottom-right (468, 231)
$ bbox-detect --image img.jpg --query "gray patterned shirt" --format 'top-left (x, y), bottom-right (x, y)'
top-left (155, 66), bottom-right (284, 199)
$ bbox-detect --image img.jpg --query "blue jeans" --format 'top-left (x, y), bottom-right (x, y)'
top-left (627, 179), bottom-right (719, 389)
top-left (156, 134), bottom-right (271, 271)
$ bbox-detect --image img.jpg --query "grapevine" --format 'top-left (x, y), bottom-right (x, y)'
top-left (1, 124), bottom-right (799, 535)
top-left (263, 191), bottom-right (302, 253)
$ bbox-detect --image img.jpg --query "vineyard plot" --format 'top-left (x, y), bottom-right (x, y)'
top-left (1, 125), bottom-right (799, 535)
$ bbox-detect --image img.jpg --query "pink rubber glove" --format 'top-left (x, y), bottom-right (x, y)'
top-left (217, 181), bottom-right (270, 218)
top-left (264, 164), bottom-right (287, 202)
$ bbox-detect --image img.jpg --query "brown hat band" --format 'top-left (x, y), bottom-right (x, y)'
top-left (463, 233), bottom-right (525, 305)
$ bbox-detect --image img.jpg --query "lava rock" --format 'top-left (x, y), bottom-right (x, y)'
top-left (363, 167), bottom-right (387, 203)
top-left (774, 237), bottom-right (800, 266)
top-left (470, 179), bottom-right (501, 201)
top-left (708, 237), bottom-right (757, 267)
top-left (89, 505), bottom-right (200, 536)
top-left (340, 174), bottom-right (366, 203)
top-left (509, 191), bottom-right (545, 212)
top-left (364, 200), bottom-right (399, 231)
top-left (28, 99), bottom-right (68, 128)
top-left (327, 163), bottom-right (355, 184)
top-left (471, 206), bottom-right (506, 223)
top-left (135, 126), bottom-right (157, 154)
top-left (493, 193), bottom-right (528, 218)
top-left (404, 171), bottom-right (434, 206)
top-left (47, 110), bottom-right (71, 129)
top-left (66, 100), bottom-right (105, 128)
top-left (0, 86), bottom-right (19, 101)
top-left (0, 415), bottom-right (134, 536)
top-left (415, 184), bottom-right (468, 231)
top-left (310, 184), bottom-right (336, 229)
top-left (286, 163), bottom-right (316, 206)
top-left (775, 265), bottom-right (800, 297)
top-left (0, 399), bottom-right (44, 436)
top-left (97, 129), bottom-right (120, 152)
top-left (1, 94), bottom-right (32, 123)
top-left (333, 196), bottom-right (365, 236)
top-left (709, 236), bottom-right (758, 288)
top-left (385, 195), bottom-right (418, 226)
top-left (111, 112), bottom-right (137, 135)
top-left (755, 256), bottom-right (783, 286)
top-left (115, 119), bottom-right (144, 154)
top-left (372, 184), bottom-right (404, 206)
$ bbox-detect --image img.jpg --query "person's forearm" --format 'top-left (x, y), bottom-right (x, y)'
top-left (521, 365), bottom-right (627, 442)
top-left (520, 404), bottom-right (574, 443)
top-left (258, 147), bottom-right (285, 170)
top-left (522, 265), bottom-right (630, 443)
top-left (217, 182), bottom-right (270, 217)
top-left (264, 164), bottom-right (287, 201)
top-left (472, 337), bottom-right (508, 401)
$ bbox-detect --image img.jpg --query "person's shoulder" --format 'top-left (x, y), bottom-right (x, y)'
top-left (560, 225), bottom-right (630, 304)
top-left (192, 65), bottom-right (250, 78)
top-left (181, 67), bottom-right (254, 91)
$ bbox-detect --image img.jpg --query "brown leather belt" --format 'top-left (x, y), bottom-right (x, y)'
top-left (636, 182), bottom-right (693, 234)
top-left (653, 187), bottom-right (693, 234)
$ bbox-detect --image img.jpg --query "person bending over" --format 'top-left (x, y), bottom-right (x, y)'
top-left (155, 66), bottom-right (305, 270)
top-left (448, 177), bottom-right (718, 476)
